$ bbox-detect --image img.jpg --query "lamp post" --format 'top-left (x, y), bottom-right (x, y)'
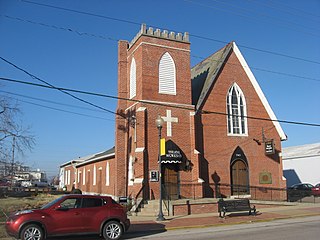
top-left (155, 115), bottom-right (165, 221)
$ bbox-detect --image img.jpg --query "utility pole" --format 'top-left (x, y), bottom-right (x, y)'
top-left (11, 136), bottom-right (15, 187)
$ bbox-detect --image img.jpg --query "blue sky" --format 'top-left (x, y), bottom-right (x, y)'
top-left (1, 0), bottom-right (319, 177)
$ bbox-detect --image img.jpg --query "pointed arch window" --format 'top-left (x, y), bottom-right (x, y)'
top-left (159, 52), bottom-right (176, 95)
top-left (227, 83), bottom-right (247, 135)
top-left (130, 58), bottom-right (136, 99)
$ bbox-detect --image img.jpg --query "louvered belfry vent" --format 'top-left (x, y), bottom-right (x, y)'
top-left (159, 52), bottom-right (176, 95)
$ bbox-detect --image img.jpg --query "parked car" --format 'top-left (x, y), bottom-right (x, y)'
top-left (287, 183), bottom-right (314, 200)
top-left (0, 178), bottom-right (10, 187)
top-left (312, 183), bottom-right (320, 196)
top-left (31, 179), bottom-right (49, 188)
top-left (5, 194), bottom-right (130, 240)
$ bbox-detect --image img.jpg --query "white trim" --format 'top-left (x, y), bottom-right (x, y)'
top-left (130, 58), bottom-right (137, 99)
top-left (232, 42), bottom-right (287, 140)
top-left (106, 162), bottom-right (110, 186)
top-left (93, 165), bottom-right (96, 186)
top-left (198, 178), bottom-right (204, 183)
top-left (83, 167), bottom-right (86, 185)
top-left (226, 83), bottom-right (248, 136)
top-left (128, 41), bottom-right (190, 58)
top-left (194, 149), bottom-right (200, 154)
top-left (135, 147), bottom-right (145, 153)
top-left (125, 102), bottom-right (139, 112)
top-left (134, 178), bottom-right (144, 184)
top-left (137, 107), bottom-right (147, 112)
top-left (124, 99), bottom-right (194, 112)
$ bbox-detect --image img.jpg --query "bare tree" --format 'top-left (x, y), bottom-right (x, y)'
top-left (0, 95), bottom-right (35, 165)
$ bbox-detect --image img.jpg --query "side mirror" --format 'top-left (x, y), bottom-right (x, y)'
top-left (55, 205), bottom-right (68, 211)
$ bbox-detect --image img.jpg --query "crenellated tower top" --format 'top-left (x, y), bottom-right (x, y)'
top-left (129, 23), bottom-right (189, 48)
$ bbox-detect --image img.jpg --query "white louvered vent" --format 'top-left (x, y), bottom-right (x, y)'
top-left (159, 52), bottom-right (176, 95)
top-left (130, 58), bottom-right (136, 99)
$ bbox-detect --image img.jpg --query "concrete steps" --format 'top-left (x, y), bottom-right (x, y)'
top-left (132, 200), bottom-right (169, 216)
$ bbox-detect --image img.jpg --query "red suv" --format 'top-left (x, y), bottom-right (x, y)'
top-left (5, 194), bottom-right (130, 240)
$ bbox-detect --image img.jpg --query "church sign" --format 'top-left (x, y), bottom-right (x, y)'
top-left (150, 170), bottom-right (159, 182)
top-left (160, 140), bottom-right (183, 163)
top-left (265, 140), bottom-right (275, 155)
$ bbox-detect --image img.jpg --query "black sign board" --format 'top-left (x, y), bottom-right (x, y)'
top-left (161, 140), bottom-right (183, 163)
top-left (150, 170), bottom-right (159, 182)
top-left (119, 197), bottom-right (128, 204)
top-left (265, 140), bottom-right (275, 155)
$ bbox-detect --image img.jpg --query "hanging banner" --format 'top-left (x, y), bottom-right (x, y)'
top-left (160, 138), bottom-right (166, 156)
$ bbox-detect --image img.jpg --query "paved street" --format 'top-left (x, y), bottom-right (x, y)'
top-left (124, 215), bottom-right (320, 240)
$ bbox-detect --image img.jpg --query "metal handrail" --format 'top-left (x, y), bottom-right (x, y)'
top-left (161, 184), bottom-right (170, 215)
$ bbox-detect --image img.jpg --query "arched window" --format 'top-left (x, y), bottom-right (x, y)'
top-left (227, 83), bottom-right (247, 135)
top-left (130, 58), bottom-right (136, 99)
top-left (159, 52), bottom-right (176, 95)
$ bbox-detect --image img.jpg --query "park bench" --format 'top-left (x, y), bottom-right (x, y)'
top-left (218, 198), bottom-right (256, 218)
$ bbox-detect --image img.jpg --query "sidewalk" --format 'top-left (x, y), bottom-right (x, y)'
top-left (128, 202), bottom-right (320, 233)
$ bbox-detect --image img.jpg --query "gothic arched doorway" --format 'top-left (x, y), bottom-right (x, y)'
top-left (230, 147), bottom-right (250, 195)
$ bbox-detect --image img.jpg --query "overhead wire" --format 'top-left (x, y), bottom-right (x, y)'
top-left (0, 90), bottom-right (114, 121)
top-left (0, 56), bottom-right (120, 117)
top-left (20, 0), bottom-right (320, 65)
top-left (203, 0), bottom-right (320, 33)
top-left (0, 90), bottom-right (107, 114)
top-left (2, 15), bottom-right (319, 83)
top-left (1, 76), bottom-right (320, 128)
top-left (16, 98), bottom-right (113, 121)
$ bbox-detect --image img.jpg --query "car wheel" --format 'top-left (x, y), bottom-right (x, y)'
top-left (102, 221), bottom-right (123, 240)
top-left (20, 224), bottom-right (44, 240)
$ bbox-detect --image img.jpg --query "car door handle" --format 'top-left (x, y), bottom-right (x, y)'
top-left (75, 212), bottom-right (80, 215)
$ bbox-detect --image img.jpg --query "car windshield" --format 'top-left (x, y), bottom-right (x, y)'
top-left (41, 196), bottom-right (64, 209)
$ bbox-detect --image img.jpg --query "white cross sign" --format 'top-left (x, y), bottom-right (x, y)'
top-left (162, 110), bottom-right (178, 137)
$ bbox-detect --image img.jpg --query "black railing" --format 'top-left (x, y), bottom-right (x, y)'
top-left (178, 183), bottom-right (320, 203)
top-left (161, 184), bottom-right (170, 216)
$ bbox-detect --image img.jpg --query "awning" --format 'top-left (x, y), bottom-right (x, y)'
top-left (159, 140), bottom-right (183, 164)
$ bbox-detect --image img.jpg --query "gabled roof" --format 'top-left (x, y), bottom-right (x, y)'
top-left (60, 147), bottom-right (115, 168)
top-left (283, 142), bottom-right (320, 160)
top-left (75, 147), bottom-right (115, 167)
top-left (191, 42), bottom-right (287, 141)
top-left (191, 42), bottom-right (232, 107)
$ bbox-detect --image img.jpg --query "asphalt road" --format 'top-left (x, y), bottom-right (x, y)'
top-left (123, 215), bottom-right (320, 240)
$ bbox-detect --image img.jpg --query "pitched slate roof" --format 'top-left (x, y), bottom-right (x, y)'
top-left (191, 42), bottom-right (287, 141)
top-left (191, 42), bottom-right (232, 108)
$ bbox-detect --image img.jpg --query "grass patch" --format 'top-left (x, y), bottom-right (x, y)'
top-left (0, 193), bottom-right (62, 238)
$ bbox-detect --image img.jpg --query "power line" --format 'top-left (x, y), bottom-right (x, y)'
top-left (20, 0), bottom-right (320, 65)
top-left (0, 90), bottom-right (113, 121)
top-left (17, 98), bottom-right (113, 121)
top-left (203, 0), bottom-right (320, 34)
top-left (0, 90), bottom-right (107, 114)
top-left (2, 14), bottom-right (318, 82)
top-left (190, 54), bottom-right (320, 83)
top-left (0, 15), bottom-right (119, 42)
top-left (0, 56), bottom-right (120, 117)
top-left (1, 76), bottom-right (320, 128)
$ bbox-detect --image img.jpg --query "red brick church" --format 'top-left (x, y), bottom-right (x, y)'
top-left (60, 24), bottom-right (287, 202)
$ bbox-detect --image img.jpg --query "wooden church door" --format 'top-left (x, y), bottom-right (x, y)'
top-left (231, 160), bottom-right (249, 195)
top-left (163, 165), bottom-right (179, 200)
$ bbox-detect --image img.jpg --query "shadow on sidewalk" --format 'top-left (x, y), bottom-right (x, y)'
top-left (124, 222), bottom-right (166, 239)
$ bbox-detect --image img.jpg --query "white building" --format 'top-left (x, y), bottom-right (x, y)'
top-left (282, 143), bottom-right (320, 187)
